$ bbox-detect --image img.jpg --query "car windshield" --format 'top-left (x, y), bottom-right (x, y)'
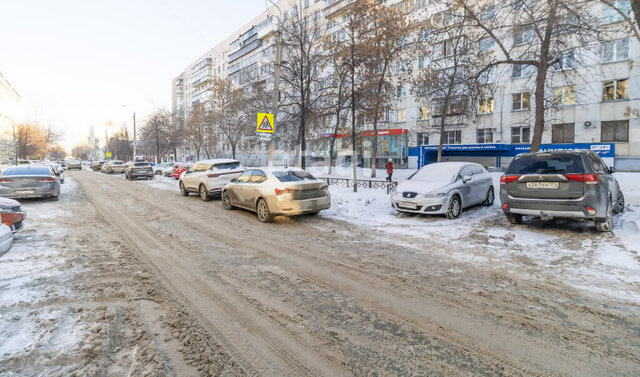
top-left (3, 166), bottom-right (51, 176)
top-left (273, 170), bottom-right (317, 182)
top-left (213, 162), bottom-right (240, 170)
top-left (410, 164), bottom-right (459, 183)
top-left (134, 163), bottom-right (150, 167)
top-left (507, 155), bottom-right (585, 174)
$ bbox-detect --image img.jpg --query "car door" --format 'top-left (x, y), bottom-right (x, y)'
top-left (457, 165), bottom-right (475, 207)
top-left (229, 170), bottom-right (254, 207)
top-left (471, 166), bottom-right (491, 204)
top-left (246, 170), bottom-right (268, 208)
top-left (588, 153), bottom-right (617, 203)
top-left (183, 164), bottom-right (199, 189)
top-left (195, 163), bottom-right (212, 189)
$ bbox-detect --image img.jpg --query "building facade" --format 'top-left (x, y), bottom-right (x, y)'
top-left (0, 72), bottom-right (20, 163)
top-left (172, 0), bottom-right (640, 170)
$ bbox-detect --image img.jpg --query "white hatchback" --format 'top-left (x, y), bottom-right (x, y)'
top-left (179, 159), bottom-right (246, 201)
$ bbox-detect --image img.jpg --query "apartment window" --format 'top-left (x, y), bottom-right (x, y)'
top-left (476, 128), bottom-right (494, 143)
top-left (419, 28), bottom-right (431, 42)
top-left (511, 126), bottom-right (530, 144)
top-left (512, 64), bottom-right (534, 78)
top-left (558, 13), bottom-right (578, 34)
top-left (444, 130), bottom-right (462, 144)
top-left (603, 79), bottom-right (629, 101)
top-left (417, 132), bottom-right (429, 145)
top-left (292, 5), bottom-right (298, 15)
top-left (418, 54), bottom-right (430, 69)
top-left (397, 109), bottom-right (407, 122)
top-left (480, 4), bottom-right (495, 21)
top-left (552, 123), bottom-right (575, 143)
top-left (512, 92), bottom-right (531, 110)
top-left (601, 120), bottom-right (629, 142)
top-left (479, 98), bottom-right (494, 114)
top-left (603, 0), bottom-right (631, 24)
top-left (513, 0), bottom-right (533, 10)
top-left (602, 38), bottom-right (629, 62)
top-left (418, 106), bottom-right (429, 120)
top-left (397, 61), bottom-right (409, 75)
top-left (554, 50), bottom-right (575, 70)
top-left (396, 85), bottom-right (407, 98)
top-left (514, 26), bottom-right (533, 45)
top-left (553, 85), bottom-right (575, 105)
top-left (304, 0), bottom-right (309, 8)
top-left (479, 36), bottom-right (495, 54)
top-left (478, 67), bottom-right (495, 84)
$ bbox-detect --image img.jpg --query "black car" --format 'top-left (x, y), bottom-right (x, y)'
top-left (125, 162), bottom-right (154, 180)
top-left (500, 150), bottom-right (624, 232)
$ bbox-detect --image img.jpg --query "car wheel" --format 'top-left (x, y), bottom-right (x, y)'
top-left (180, 182), bottom-right (189, 197)
top-left (482, 186), bottom-right (494, 206)
top-left (506, 214), bottom-right (523, 224)
top-left (614, 191), bottom-right (625, 214)
top-left (595, 197), bottom-right (614, 232)
top-left (256, 198), bottom-right (273, 223)
top-left (199, 185), bottom-right (211, 202)
top-left (222, 190), bottom-right (234, 210)
top-left (446, 195), bottom-right (461, 219)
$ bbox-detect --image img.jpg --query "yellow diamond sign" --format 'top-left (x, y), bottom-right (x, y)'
top-left (257, 113), bottom-right (274, 133)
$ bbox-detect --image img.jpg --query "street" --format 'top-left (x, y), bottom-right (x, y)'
top-left (2, 169), bottom-right (639, 377)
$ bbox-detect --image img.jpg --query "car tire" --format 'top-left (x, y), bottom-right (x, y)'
top-left (614, 191), bottom-right (625, 214)
top-left (180, 182), bottom-right (189, 197)
top-left (506, 214), bottom-right (523, 224)
top-left (595, 197), bottom-right (614, 232)
top-left (446, 195), bottom-right (461, 219)
top-left (222, 190), bottom-right (234, 210)
top-left (482, 186), bottom-right (494, 206)
top-left (256, 198), bottom-right (273, 223)
top-left (199, 184), bottom-right (211, 202)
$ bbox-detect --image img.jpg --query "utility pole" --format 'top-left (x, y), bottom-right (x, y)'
top-left (104, 129), bottom-right (109, 158)
top-left (133, 112), bottom-right (137, 158)
top-left (268, 24), bottom-right (283, 166)
top-left (350, 29), bottom-right (358, 193)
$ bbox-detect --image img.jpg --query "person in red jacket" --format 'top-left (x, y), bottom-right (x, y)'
top-left (386, 158), bottom-right (394, 182)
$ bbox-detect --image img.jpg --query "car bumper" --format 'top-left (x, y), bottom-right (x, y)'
top-left (269, 195), bottom-right (331, 216)
top-left (0, 185), bottom-right (57, 199)
top-left (129, 171), bottom-right (154, 178)
top-left (500, 192), bottom-right (606, 219)
top-left (390, 195), bottom-right (448, 214)
top-left (0, 230), bottom-right (13, 257)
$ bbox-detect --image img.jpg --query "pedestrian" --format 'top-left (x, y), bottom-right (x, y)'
top-left (386, 158), bottom-right (394, 182)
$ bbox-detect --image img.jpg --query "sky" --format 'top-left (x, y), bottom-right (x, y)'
top-left (0, 0), bottom-right (269, 151)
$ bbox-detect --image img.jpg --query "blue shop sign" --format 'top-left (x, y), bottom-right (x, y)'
top-left (421, 143), bottom-right (509, 151)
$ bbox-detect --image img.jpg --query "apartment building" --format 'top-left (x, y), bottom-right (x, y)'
top-left (173, 0), bottom-right (640, 170)
top-left (0, 72), bottom-right (20, 163)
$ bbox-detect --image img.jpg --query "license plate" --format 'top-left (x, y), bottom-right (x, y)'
top-left (15, 190), bottom-right (35, 195)
top-left (526, 182), bottom-right (559, 189)
top-left (399, 201), bottom-right (418, 209)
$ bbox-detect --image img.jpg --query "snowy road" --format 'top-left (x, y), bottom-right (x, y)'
top-left (1, 169), bottom-right (639, 376)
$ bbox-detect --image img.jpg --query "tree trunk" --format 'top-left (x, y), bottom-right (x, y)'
top-left (633, 0), bottom-right (640, 32)
top-left (371, 115), bottom-right (378, 177)
top-left (437, 114), bottom-right (446, 163)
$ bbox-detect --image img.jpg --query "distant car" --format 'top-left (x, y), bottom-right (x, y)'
top-left (179, 159), bottom-right (245, 201)
top-left (67, 159), bottom-right (82, 170)
top-left (171, 162), bottom-right (192, 180)
top-left (90, 161), bottom-right (107, 171)
top-left (0, 197), bottom-right (26, 233)
top-left (154, 162), bottom-right (174, 175)
top-left (102, 160), bottom-right (127, 174)
top-left (391, 162), bottom-right (494, 219)
top-left (16, 160), bottom-right (35, 165)
top-left (0, 165), bottom-right (61, 200)
top-left (221, 168), bottom-right (331, 222)
top-left (57, 160), bottom-right (68, 170)
top-left (500, 150), bottom-right (624, 232)
top-left (0, 224), bottom-right (13, 257)
top-left (162, 163), bottom-right (176, 177)
top-left (52, 164), bottom-right (65, 183)
top-left (125, 162), bottom-right (154, 180)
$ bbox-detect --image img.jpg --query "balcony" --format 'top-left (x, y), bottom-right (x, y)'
top-left (228, 39), bottom-right (261, 64)
top-left (191, 58), bottom-right (212, 73)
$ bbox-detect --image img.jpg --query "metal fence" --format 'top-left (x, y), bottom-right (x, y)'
top-left (319, 176), bottom-right (397, 194)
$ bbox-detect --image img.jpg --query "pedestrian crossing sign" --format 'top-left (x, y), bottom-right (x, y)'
top-left (257, 113), bottom-right (275, 133)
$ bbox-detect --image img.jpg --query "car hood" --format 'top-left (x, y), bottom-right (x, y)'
top-left (0, 197), bottom-right (20, 208)
top-left (396, 180), bottom-right (453, 195)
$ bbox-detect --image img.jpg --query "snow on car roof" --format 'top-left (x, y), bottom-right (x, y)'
top-left (196, 159), bottom-right (239, 164)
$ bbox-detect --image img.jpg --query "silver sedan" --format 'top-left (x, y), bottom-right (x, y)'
top-left (0, 165), bottom-right (61, 201)
top-left (221, 168), bottom-right (331, 222)
top-left (391, 162), bottom-right (494, 219)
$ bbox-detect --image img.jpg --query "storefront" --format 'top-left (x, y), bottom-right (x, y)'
top-left (409, 143), bottom-right (616, 169)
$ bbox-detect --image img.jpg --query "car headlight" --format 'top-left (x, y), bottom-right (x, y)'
top-left (419, 192), bottom-right (446, 198)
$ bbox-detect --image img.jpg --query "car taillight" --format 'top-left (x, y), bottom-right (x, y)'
top-left (37, 178), bottom-right (55, 182)
top-left (500, 175), bottom-right (520, 184)
top-left (502, 203), bottom-right (509, 210)
top-left (564, 173), bottom-right (599, 184)
top-left (275, 188), bottom-right (295, 195)
top-left (0, 179), bottom-right (12, 183)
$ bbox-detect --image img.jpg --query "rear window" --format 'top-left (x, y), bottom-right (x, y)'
top-left (273, 170), bottom-right (317, 182)
top-left (213, 162), bottom-right (241, 170)
top-left (507, 155), bottom-right (585, 174)
top-left (3, 166), bottom-right (51, 176)
top-left (134, 163), bottom-right (150, 167)
top-left (112, 161), bottom-right (124, 165)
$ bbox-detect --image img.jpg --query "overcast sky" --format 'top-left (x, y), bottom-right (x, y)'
top-left (0, 0), bottom-right (268, 150)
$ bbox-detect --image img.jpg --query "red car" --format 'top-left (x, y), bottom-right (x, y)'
top-left (171, 162), bottom-right (192, 180)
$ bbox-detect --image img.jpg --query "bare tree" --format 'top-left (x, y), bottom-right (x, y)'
top-left (72, 144), bottom-right (92, 160)
top-left (205, 78), bottom-right (248, 159)
top-left (600, 0), bottom-right (640, 40)
top-left (141, 110), bottom-right (172, 163)
top-left (184, 104), bottom-right (207, 160)
top-left (107, 129), bottom-right (132, 161)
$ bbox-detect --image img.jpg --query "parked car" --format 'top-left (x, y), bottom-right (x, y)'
top-left (125, 162), bottom-right (154, 180)
top-left (52, 164), bottom-right (65, 183)
top-left (221, 168), bottom-right (331, 222)
top-left (179, 159), bottom-right (245, 201)
top-left (171, 162), bottom-right (193, 180)
top-left (57, 160), bottom-right (68, 170)
top-left (0, 196), bottom-right (26, 232)
top-left (90, 161), bottom-right (107, 171)
top-left (102, 160), bottom-right (127, 174)
top-left (391, 162), bottom-right (494, 219)
top-left (0, 224), bottom-right (14, 257)
top-left (500, 150), bottom-right (624, 232)
top-left (67, 159), bottom-right (82, 170)
top-left (162, 163), bottom-right (176, 177)
top-left (0, 165), bottom-right (61, 200)
top-left (154, 162), bottom-right (174, 175)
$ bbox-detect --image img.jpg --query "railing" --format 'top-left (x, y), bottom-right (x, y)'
top-left (319, 176), bottom-right (397, 194)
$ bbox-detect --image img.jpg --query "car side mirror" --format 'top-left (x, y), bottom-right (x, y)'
top-left (609, 166), bottom-right (616, 174)
top-left (230, 178), bottom-right (237, 183)
top-left (462, 175), bottom-right (472, 183)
